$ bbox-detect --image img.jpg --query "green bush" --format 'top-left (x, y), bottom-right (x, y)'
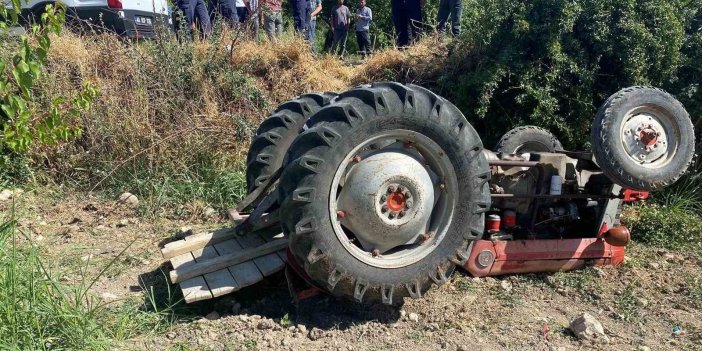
top-left (626, 204), bottom-right (702, 251)
top-left (427, 0), bottom-right (701, 148)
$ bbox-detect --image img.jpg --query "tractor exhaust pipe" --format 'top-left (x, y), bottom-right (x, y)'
top-left (602, 226), bottom-right (630, 247)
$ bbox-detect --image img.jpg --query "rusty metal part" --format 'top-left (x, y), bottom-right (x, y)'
top-left (489, 160), bottom-right (540, 168)
top-left (602, 226), bottom-right (630, 247)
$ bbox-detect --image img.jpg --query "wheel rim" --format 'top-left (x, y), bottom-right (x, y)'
top-left (619, 105), bottom-right (678, 168)
top-left (513, 141), bottom-right (552, 154)
top-left (329, 130), bottom-right (458, 269)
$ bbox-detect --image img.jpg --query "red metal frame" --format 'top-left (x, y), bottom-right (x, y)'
top-left (463, 237), bottom-right (626, 277)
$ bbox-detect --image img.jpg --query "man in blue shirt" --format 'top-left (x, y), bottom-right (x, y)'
top-left (307, 0), bottom-right (322, 47)
top-left (437, 0), bottom-right (462, 37)
top-left (355, 0), bottom-right (372, 58)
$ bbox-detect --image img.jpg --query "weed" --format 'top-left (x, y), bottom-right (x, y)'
top-left (280, 313), bottom-right (292, 328)
top-left (685, 274), bottom-right (702, 311)
top-left (242, 339), bottom-right (257, 349)
top-left (550, 267), bottom-right (602, 301)
top-left (407, 330), bottom-right (425, 342)
top-left (614, 284), bottom-right (640, 322)
top-left (625, 204), bottom-right (702, 252)
top-left (453, 274), bottom-right (475, 292)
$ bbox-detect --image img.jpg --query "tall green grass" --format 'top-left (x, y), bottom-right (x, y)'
top-left (0, 212), bottom-right (181, 350)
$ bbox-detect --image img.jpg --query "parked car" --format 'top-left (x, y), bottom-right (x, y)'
top-left (12, 0), bottom-right (171, 38)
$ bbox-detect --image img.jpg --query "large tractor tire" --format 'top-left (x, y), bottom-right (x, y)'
top-left (278, 82), bottom-right (491, 305)
top-left (592, 87), bottom-right (695, 191)
top-left (246, 93), bottom-right (337, 193)
top-left (495, 126), bottom-right (563, 154)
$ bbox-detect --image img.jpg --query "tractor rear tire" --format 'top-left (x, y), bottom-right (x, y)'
top-left (278, 82), bottom-right (491, 305)
top-left (495, 126), bottom-right (563, 154)
top-left (592, 87), bottom-right (695, 191)
top-left (246, 93), bottom-right (337, 193)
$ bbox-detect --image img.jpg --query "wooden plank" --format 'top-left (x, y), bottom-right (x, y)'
top-left (258, 232), bottom-right (287, 261)
top-left (190, 244), bottom-right (240, 298)
top-left (213, 239), bottom-right (264, 288)
top-left (162, 227), bottom-right (238, 259)
top-left (236, 233), bottom-right (284, 276)
top-left (170, 253), bottom-right (213, 302)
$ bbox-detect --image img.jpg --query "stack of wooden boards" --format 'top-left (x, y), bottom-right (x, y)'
top-left (160, 226), bottom-right (288, 303)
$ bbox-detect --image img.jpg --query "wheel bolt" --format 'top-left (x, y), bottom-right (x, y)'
top-left (406, 200), bottom-right (413, 209)
top-left (380, 194), bottom-right (387, 202)
top-left (388, 212), bottom-right (396, 219)
top-left (439, 183), bottom-right (446, 191)
top-left (397, 185), bottom-right (405, 192)
top-left (372, 249), bottom-right (380, 257)
top-left (352, 155), bottom-right (362, 163)
top-left (404, 191), bottom-right (412, 199)
top-left (398, 210), bottom-right (406, 218)
top-left (381, 205), bottom-right (388, 213)
top-left (336, 210), bottom-right (346, 219)
top-left (388, 185), bottom-right (397, 193)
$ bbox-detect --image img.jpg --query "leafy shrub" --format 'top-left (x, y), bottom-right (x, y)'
top-left (625, 204), bottom-right (702, 251)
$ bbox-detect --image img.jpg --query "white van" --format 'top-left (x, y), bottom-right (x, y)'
top-left (14, 0), bottom-right (171, 38)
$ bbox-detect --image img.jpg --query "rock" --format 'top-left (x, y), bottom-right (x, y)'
top-left (635, 298), bottom-right (649, 307)
top-left (205, 311), bottom-right (220, 321)
top-left (408, 313), bottom-right (419, 322)
top-left (166, 332), bottom-right (176, 340)
top-left (257, 319), bottom-right (275, 330)
top-left (0, 189), bottom-right (13, 202)
top-left (637, 346), bottom-right (651, 351)
top-left (399, 310), bottom-right (407, 319)
top-left (281, 339), bottom-right (290, 347)
top-left (117, 219), bottom-right (129, 228)
top-left (664, 253), bottom-right (677, 263)
top-left (500, 280), bottom-right (513, 292)
top-left (117, 192), bottom-right (139, 207)
top-left (203, 207), bottom-right (216, 217)
top-left (239, 315), bottom-right (250, 322)
top-left (471, 277), bottom-right (481, 283)
top-left (569, 312), bottom-right (610, 344)
top-left (180, 227), bottom-right (193, 235)
top-left (39, 221), bottom-right (47, 226)
top-left (101, 292), bottom-right (118, 300)
top-left (33, 235), bottom-right (44, 242)
top-left (648, 262), bottom-right (660, 269)
top-left (297, 324), bottom-right (307, 333)
top-left (308, 327), bottom-right (324, 341)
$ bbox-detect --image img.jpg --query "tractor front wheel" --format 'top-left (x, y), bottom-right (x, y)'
top-left (278, 82), bottom-right (491, 304)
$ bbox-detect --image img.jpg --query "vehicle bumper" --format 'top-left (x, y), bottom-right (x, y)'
top-left (71, 7), bottom-right (171, 38)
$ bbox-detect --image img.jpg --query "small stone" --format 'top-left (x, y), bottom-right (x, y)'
top-left (117, 219), bottom-right (129, 228)
top-left (117, 192), bottom-right (139, 207)
top-left (637, 346), bottom-right (651, 351)
top-left (0, 189), bottom-right (13, 202)
top-left (457, 347), bottom-right (468, 351)
top-left (635, 298), bottom-right (649, 307)
top-left (664, 253), bottom-right (677, 263)
top-left (648, 262), bottom-right (660, 269)
top-left (471, 277), bottom-right (481, 283)
top-left (297, 324), bottom-right (307, 333)
top-left (180, 227), bottom-right (193, 235)
top-left (34, 235), bottom-right (44, 242)
top-left (166, 332), bottom-right (176, 340)
top-left (205, 311), bottom-right (220, 321)
top-left (408, 313), bottom-right (419, 322)
top-left (80, 254), bottom-right (94, 262)
top-left (231, 302), bottom-right (242, 314)
top-left (308, 327), bottom-right (324, 340)
top-left (399, 310), bottom-right (407, 319)
top-left (257, 319), bottom-right (275, 330)
top-left (281, 339), bottom-right (290, 347)
top-left (39, 221), bottom-right (47, 226)
top-left (239, 315), bottom-right (250, 322)
top-left (203, 207), bottom-right (216, 217)
top-left (500, 280), bottom-right (513, 292)
top-left (569, 312), bottom-right (610, 344)
top-left (101, 292), bottom-right (118, 300)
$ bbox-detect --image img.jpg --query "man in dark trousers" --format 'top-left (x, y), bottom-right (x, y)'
top-left (212, 0), bottom-right (238, 27)
top-left (355, 0), bottom-right (372, 58)
top-left (175, 0), bottom-right (212, 38)
top-left (391, 0), bottom-right (422, 47)
top-left (291, 0), bottom-right (311, 35)
top-left (437, 0), bottom-right (462, 37)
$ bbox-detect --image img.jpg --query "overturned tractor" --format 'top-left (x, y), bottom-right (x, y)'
top-left (161, 83), bottom-right (695, 305)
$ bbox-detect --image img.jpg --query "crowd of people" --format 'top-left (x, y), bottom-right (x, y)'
top-left (174, 0), bottom-right (464, 57)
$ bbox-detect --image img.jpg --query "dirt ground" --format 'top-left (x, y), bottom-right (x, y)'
top-left (6, 189), bottom-right (702, 351)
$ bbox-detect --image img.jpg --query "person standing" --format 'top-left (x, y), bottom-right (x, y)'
top-left (212, 0), bottom-right (238, 27)
top-left (262, 0), bottom-right (282, 40)
top-left (175, 0), bottom-right (212, 38)
top-left (291, 0), bottom-right (311, 35)
top-left (437, 0), bottom-right (462, 37)
top-left (355, 0), bottom-right (372, 58)
top-left (236, 0), bottom-right (248, 23)
top-left (307, 0), bottom-right (322, 46)
top-left (245, 0), bottom-right (260, 41)
top-left (330, 0), bottom-right (351, 57)
top-left (391, 0), bottom-right (422, 47)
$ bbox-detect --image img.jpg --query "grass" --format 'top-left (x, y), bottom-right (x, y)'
top-left (0, 210), bottom-right (182, 350)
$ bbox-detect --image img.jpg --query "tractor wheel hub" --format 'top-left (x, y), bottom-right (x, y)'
top-left (336, 151), bottom-right (435, 253)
